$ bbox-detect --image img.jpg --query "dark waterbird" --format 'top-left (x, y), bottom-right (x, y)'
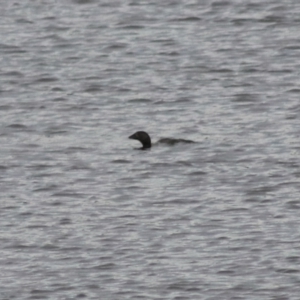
top-left (129, 131), bottom-right (195, 150)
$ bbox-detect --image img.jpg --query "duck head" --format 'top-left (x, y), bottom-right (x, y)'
top-left (129, 131), bottom-right (151, 149)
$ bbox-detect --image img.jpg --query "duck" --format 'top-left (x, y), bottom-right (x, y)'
top-left (129, 131), bottom-right (195, 150)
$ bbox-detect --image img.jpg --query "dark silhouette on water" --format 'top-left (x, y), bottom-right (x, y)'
top-left (129, 131), bottom-right (151, 150)
top-left (129, 131), bottom-right (195, 150)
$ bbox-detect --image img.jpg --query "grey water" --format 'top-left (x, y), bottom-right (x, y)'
top-left (0, 0), bottom-right (300, 299)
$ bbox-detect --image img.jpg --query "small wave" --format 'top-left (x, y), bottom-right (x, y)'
top-left (6, 123), bottom-right (27, 129)
top-left (169, 16), bottom-right (201, 22)
top-left (128, 98), bottom-right (152, 103)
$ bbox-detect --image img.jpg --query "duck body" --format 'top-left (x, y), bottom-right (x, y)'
top-left (157, 138), bottom-right (195, 145)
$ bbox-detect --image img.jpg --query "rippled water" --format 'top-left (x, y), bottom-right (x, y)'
top-left (1, 0), bottom-right (300, 299)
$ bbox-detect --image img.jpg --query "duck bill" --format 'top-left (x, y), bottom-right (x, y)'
top-left (129, 133), bottom-right (137, 140)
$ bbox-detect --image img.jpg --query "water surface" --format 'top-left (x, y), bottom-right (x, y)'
top-left (0, 0), bottom-right (300, 299)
